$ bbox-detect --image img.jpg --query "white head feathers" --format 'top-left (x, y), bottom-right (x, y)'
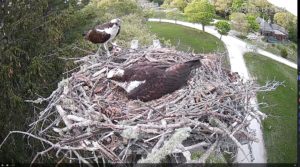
top-left (110, 18), bottom-right (121, 25)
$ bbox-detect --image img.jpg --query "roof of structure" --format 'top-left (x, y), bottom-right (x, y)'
top-left (256, 17), bottom-right (288, 35)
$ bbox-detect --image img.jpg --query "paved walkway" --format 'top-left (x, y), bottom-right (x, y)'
top-left (148, 18), bottom-right (297, 70)
top-left (148, 18), bottom-right (276, 163)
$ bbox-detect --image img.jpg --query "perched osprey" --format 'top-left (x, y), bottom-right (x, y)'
top-left (83, 18), bottom-right (121, 56)
top-left (107, 59), bottom-right (202, 102)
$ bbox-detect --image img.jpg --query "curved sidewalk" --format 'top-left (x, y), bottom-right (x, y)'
top-left (148, 18), bottom-right (297, 70)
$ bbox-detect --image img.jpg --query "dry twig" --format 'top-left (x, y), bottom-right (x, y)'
top-left (1, 47), bottom-right (281, 164)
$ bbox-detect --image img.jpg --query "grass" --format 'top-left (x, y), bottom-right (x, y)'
top-left (265, 42), bottom-right (297, 63)
top-left (240, 38), bottom-right (297, 63)
top-left (244, 52), bottom-right (297, 163)
top-left (147, 22), bottom-right (226, 53)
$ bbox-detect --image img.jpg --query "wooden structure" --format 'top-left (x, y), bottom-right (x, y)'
top-left (256, 17), bottom-right (288, 43)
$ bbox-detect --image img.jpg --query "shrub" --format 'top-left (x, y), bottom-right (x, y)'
top-left (289, 43), bottom-right (297, 50)
top-left (215, 21), bottom-right (231, 39)
top-left (237, 35), bottom-right (247, 39)
top-left (276, 45), bottom-right (283, 50)
top-left (280, 48), bottom-right (288, 58)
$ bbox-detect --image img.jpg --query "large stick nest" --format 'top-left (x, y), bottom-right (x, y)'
top-left (21, 47), bottom-right (280, 164)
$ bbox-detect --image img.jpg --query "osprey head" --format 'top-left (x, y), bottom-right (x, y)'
top-left (110, 18), bottom-right (121, 26)
top-left (107, 68), bottom-right (125, 79)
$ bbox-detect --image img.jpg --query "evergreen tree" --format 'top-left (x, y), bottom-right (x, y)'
top-left (0, 0), bottom-right (87, 162)
top-left (0, 0), bottom-right (156, 162)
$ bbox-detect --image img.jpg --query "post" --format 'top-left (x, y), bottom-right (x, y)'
top-left (130, 40), bottom-right (139, 50)
top-left (153, 39), bottom-right (161, 48)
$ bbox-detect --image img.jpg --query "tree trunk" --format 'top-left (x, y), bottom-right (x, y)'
top-left (202, 24), bottom-right (205, 32)
top-left (220, 35), bottom-right (222, 40)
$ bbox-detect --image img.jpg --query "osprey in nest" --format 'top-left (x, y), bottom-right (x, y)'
top-left (83, 18), bottom-right (121, 56)
top-left (107, 59), bottom-right (202, 102)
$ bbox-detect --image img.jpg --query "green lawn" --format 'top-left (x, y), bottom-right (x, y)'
top-left (262, 42), bottom-right (297, 63)
top-left (244, 52), bottom-right (297, 163)
top-left (241, 38), bottom-right (297, 63)
top-left (147, 22), bottom-right (226, 53)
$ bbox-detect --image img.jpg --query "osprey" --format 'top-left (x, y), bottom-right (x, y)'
top-left (83, 18), bottom-right (121, 56)
top-left (107, 59), bottom-right (202, 102)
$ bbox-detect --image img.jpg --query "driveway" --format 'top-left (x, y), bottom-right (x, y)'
top-left (148, 18), bottom-right (276, 163)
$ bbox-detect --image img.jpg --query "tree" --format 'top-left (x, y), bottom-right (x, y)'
top-left (231, 0), bottom-right (244, 12)
top-left (170, 0), bottom-right (188, 11)
top-left (161, 0), bottom-right (173, 8)
top-left (166, 8), bottom-right (183, 21)
top-left (274, 12), bottom-right (295, 29)
top-left (0, 0), bottom-right (80, 162)
top-left (0, 0), bottom-right (156, 162)
top-left (274, 12), bottom-right (297, 42)
top-left (229, 12), bottom-right (249, 35)
top-left (184, 0), bottom-right (215, 31)
top-left (249, 0), bottom-right (272, 20)
top-left (246, 14), bottom-right (259, 32)
top-left (287, 20), bottom-right (297, 43)
top-left (215, 21), bottom-right (231, 39)
top-left (213, 0), bottom-right (232, 18)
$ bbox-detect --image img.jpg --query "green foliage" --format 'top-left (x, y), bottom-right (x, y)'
top-left (166, 9), bottom-right (183, 20)
top-left (213, 0), bottom-right (232, 17)
top-left (274, 12), bottom-right (295, 29)
top-left (246, 14), bottom-right (259, 32)
top-left (184, 0), bottom-right (215, 31)
top-left (95, 0), bottom-right (139, 16)
top-left (215, 21), bottom-right (231, 39)
top-left (156, 10), bottom-right (168, 18)
top-left (0, 0), bottom-right (78, 162)
top-left (170, 0), bottom-right (187, 11)
top-left (144, 9), bottom-right (156, 18)
top-left (250, 0), bottom-right (271, 19)
top-left (287, 22), bottom-right (297, 43)
top-left (160, 0), bottom-right (187, 11)
top-left (118, 14), bottom-right (156, 47)
top-left (161, 0), bottom-right (173, 8)
top-left (280, 48), bottom-right (288, 58)
top-left (273, 13), bottom-right (297, 43)
top-left (231, 0), bottom-right (245, 12)
top-left (229, 12), bottom-right (249, 35)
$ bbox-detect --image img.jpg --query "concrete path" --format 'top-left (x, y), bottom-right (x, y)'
top-left (148, 18), bottom-right (297, 70)
top-left (148, 18), bottom-right (276, 163)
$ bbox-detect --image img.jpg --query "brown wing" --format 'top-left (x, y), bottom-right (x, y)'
top-left (122, 62), bottom-right (170, 101)
top-left (127, 60), bottom-right (201, 102)
top-left (127, 70), bottom-right (167, 102)
top-left (124, 62), bottom-right (170, 81)
top-left (86, 30), bottom-right (111, 44)
top-left (165, 63), bottom-right (193, 82)
top-left (85, 22), bottom-right (114, 44)
top-left (161, 60), bottom-right (200, 96)
top-left (127, 62), bottom-right (194, 101)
